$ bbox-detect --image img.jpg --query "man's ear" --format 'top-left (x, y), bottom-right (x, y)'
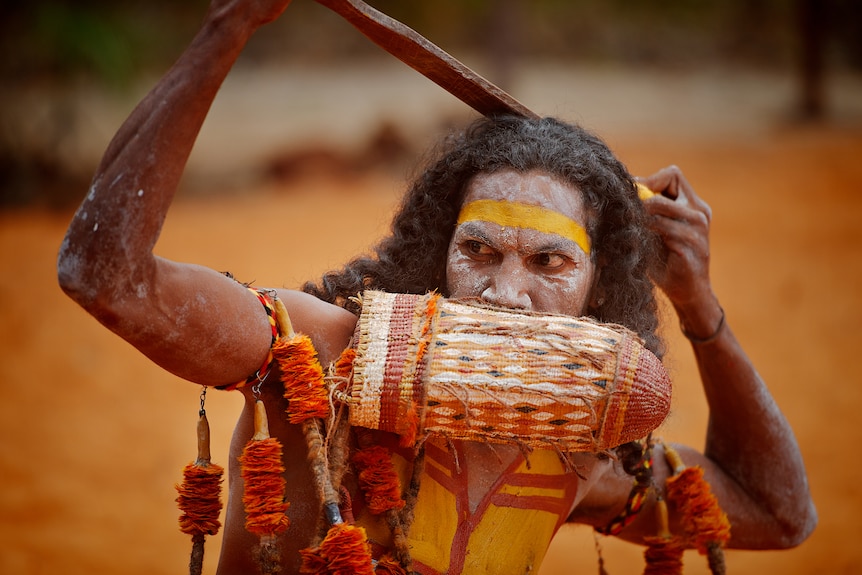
top-left (588, 257), bottom-right (606, 311)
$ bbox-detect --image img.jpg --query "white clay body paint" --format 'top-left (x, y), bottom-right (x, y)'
top-left (445, 169), bottom-right (596, 317)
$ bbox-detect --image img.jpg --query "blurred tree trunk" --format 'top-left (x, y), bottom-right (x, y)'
top-left (487, 0), bottom-right (523, 92)
top-left (797, 0), bottom-right (827, 119)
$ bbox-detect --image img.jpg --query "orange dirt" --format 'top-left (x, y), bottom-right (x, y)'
top-left (1, 68), bottom-right (861, 574)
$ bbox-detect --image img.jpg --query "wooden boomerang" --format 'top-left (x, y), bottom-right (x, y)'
top-left (314, 0), bottom-right (540, 120)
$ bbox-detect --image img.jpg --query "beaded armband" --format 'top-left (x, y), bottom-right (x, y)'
top-left (215, 287), bottom-right (278, 391)
top-left (595, 447), bottom-right (654, 536)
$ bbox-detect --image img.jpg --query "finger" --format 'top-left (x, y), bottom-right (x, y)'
top-left (638, 166), bottom-right (684, 201)
top-left (641, 177), bottom-right (711, 225)
top-left (664, 168), bottom-right (712, 221)
top-left (639, 166), bottom-right (707, 211)
top-left (648, 213), bottom-right (710, 259)
top-left (644, 196), bottom-right (709, 228)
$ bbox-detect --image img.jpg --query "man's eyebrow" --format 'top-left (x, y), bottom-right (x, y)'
top-left (455, 221), bottom-right (494, 242)
top-left (456, 199), bottom-right (591, 255)
top-left (530, 238), bottom-right (580, 254)
top-left (456, 221), bottom-right (585, 253)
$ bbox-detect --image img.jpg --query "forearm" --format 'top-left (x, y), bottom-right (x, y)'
top-left (56, 4), bottom-right (297, 386)
top-left (58, 6), bottom-right (256, 304)
top-left (684, 304), bottom-right (816, 546)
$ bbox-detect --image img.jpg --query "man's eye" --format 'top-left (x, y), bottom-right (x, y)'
top-left (533, 253), bottom-right (567, 269)
top-left (466, 240), bottom-right (492, 256)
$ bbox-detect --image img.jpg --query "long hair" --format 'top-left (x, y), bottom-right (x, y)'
top-left (303, 115), bottom-right (663, 358)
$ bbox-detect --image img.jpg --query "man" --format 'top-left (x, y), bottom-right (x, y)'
top-left (57, 1), bottom-right (816, 573)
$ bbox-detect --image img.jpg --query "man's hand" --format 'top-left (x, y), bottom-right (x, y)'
top-left (639, 165), bottom-right (721, 338)
top-left (206, 0), bottom-right (293, 30)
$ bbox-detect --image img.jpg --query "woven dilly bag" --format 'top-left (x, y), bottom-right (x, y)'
top-left (347, 291), bottom-right (671, 452)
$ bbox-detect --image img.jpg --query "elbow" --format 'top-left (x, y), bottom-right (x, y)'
top-left (776, 499), bottom-right (818, 549)
top-left (776, 472), bottom-right (819, 548)
top-left (758, 496), bottom-right (818, 550)
top-left (57, 235), bottom-right (95, 307)
top-left (730, 482), bottom-right (818, 550)
top-left (57, 231), bottom-right (150, 327)
top-left (57, 233), bottom-right (116, 312)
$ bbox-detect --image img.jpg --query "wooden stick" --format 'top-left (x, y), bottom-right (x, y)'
top-left (315, 0), bottom-right (539, 119)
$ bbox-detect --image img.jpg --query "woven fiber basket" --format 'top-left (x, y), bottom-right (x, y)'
top-left (347, 290), bottom-right (671, 452)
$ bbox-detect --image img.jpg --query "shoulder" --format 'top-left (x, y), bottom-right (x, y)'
top-left (276, 288), bottom-right (358, 366)
top-left (568, 453), bottom-right (638, 528)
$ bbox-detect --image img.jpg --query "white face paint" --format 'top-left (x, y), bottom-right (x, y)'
top-left (445, 169), bottom-right (596, 317)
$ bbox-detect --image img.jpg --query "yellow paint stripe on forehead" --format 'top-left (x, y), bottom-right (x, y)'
top-left (457, 199), bottom-right (591, 255)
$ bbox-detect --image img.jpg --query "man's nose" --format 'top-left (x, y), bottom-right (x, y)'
top-left (481, 260), bottom-right (531, 310)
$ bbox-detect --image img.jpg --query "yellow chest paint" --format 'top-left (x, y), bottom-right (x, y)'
top-left (357, 436), bottom-right (581, 575)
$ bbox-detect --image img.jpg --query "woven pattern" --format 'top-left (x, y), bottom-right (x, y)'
top-left (349, 291), bottom-right (671, 452)
top-left (350, 292), bottom-right (439, 437)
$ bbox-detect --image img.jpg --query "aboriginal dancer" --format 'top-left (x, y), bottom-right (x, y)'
top-left (58, 1), bottom-right (815, 574)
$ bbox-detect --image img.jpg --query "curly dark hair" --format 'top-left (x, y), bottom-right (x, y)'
top-left (303, 115), bottom-right (664, 358)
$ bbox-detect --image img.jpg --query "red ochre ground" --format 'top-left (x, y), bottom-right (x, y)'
top-left (1, 64), bottom-right (861, 574)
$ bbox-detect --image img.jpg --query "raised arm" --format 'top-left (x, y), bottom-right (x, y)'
top-left (639, 165), bottom-right (816, 547)
top-left (57, 0), bottom-right (357, 386)
top-left (572, 166), bottom-right (815, 548)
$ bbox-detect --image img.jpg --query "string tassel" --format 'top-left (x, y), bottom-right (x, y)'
top-left (176, 410), bottom-right (224, 575)
top-left (275, 332), bottom-right (330, 424)
top-left (662, 443), bottom-right (731, 575)
top-left (374, 554), bottom-right (410, 575)
top-left (665, 466), bottom-right (731, 574)
top-left (353, 443), bottom-right (413, 568)
top-left (398, 401), bottom-right (421, 448)
top-left (240, 399), bottom-right (290, 574)
top-left (353, 445), bottom-right (405, 515)
top-left (271, 298), bottom-right (375, 574)
top-left (271, 298), bottom-right (340, 509)
top-left (299, 522), bottom-right (374, 575)
top-left (642, 498), bottom-right (685, 575)
top-left (321, 523), bottom-right (375, 575)
top-left (643, 535), bottom-right (686, 575)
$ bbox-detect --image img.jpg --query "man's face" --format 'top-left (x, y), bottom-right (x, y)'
top-left (445, 169), bottom-right (597, 317)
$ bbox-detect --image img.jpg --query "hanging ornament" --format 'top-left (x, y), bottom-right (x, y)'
top-left (239, 389), bottom-right (290, 574)
top-left (663, 444), bottom-right (731, 575)
top-left (351, 431), bottom-right (413, 569)
top-left (176, 387), bottom-right (225, 575)
top-left (270, 297), bottom-right (374, 575)
top-left (642, 496), bottom-right (685, 575)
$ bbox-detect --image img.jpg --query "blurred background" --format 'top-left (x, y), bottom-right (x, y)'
top-left (2, 0), bottom-right (861, 207)
top-left (1, 1), bottom-right (862, 574)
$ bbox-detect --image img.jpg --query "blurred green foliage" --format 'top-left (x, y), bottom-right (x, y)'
top-left (0, 0), bottom-right (859, 208)
top-left (2, 0), bottom-right (860, 89)
top-left (1, 0), bottom-right (207, 88)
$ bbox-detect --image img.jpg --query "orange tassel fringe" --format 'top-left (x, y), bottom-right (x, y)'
top-left (321, 523), bottom-right (375, 575)
top-left (240, 401), bottom-right (290, 537)
top-left (398, 401), bottom-right (421, 448)
top-left (666, 465), bottom-right (731, 575)
top-left (240, 436), bottom-right (290, 535)
top-left (352, 445), bottom-right (406, 515)
top-left (240, 400), bottom-right (290, 575)
top-left (642, 495), bottom-right (685, 575)
top-left (374, 555), bottom-right (410, 575)
top-left (271, 300), bottom-right (337, 516)
top-left (665, 466), bottom-right (731, 554)
top-left (274, 334), bottom-right (330, 424)
top-left (643, 535), bottom-right (685, 575)
top-left (177, 462), bottom-right (224, 536)
top-left (335, 347), bottom-right (357, 381)
top-left (176, 411), bottom-right (224, 575)
top-left (299, 523), bottom-right (374, 575)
